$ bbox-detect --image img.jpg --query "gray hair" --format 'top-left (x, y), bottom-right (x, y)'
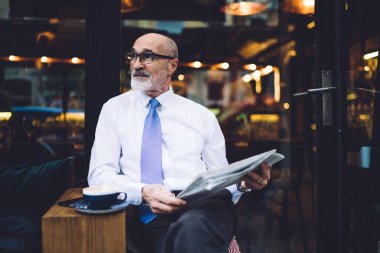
top-left (165, 37), bottom-right (178, 59)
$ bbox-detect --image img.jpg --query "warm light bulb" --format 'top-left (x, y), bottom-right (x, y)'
top-left (248, 64), bottom-right (256, 71)
top-left (307, 21), bottom-right (315, 29)
top-left (283, 102), bottom-right (290, 110)
top-left (221, 62), bottom-right (229, 70)
top-left (41, 56), bottom-right (48, 63)
top-left (262, 65), bottom-right (273, 75)
top-left (242, 74), bottom-right (252, 83)
top-left (303, 0), bottom-right (314, 7)
top-left (243, 64), bottom-right (257, 71)
top-left (178, 74), bottom-right (185, 81)
top-left (252, 70), bottom-right (261, 81)
top-left (71, 57), bottom-right (79, 64)
top-left (9, 55), bottom-right (16, 61)
top-left (239, 2), bottom-right (250, 15)
top-left (221, 1), bottom-right (267, 16)
top-left (193, 61), bottom-right (202, 68)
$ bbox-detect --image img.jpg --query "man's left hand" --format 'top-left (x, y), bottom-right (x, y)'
top-left (239, 162), bottom-right (271, 191)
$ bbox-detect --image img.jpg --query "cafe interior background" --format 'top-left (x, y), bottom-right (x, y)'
top-left (0, 0), bottom-right (379, 252)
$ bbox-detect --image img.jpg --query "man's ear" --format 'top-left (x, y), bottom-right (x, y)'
top-left (167, 59), bottom-right (178, 75)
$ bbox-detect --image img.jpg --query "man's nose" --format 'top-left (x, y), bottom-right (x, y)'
top-left (132, 56), bottom-right (144, 69)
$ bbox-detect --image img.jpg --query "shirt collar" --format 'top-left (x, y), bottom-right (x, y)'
top-left (138, 88), bottom-right (175, 109)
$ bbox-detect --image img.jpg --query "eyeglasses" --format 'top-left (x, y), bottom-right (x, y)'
top-left (125, 51), bottom-right (175, 65)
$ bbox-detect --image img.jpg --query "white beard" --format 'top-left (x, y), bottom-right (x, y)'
top-left (131, 69), bottom-right (167, 91)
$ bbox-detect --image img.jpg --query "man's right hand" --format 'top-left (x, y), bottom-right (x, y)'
top-left (141, 185), bottom-right (187, 214)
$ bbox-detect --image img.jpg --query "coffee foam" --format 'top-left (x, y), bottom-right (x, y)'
top-left (83, 186), bottom-right (119, 196)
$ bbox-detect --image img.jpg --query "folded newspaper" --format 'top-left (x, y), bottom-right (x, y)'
top-left (177, 149), bottom-right (284, 199)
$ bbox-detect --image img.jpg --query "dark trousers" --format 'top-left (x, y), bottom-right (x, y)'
top-left (127, 190), bottom-right (236, 253)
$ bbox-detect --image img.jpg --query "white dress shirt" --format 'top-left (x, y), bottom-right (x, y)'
top-left (88, 89), bottom-right (242, 205)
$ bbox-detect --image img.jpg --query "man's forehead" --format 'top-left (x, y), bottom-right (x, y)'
top-left (131, 47), bottom-right (154, 53)
top-left (132, 34), bottom-right (166, 52)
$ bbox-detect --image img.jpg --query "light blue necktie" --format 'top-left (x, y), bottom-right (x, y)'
top-left (138, 98), bottom-right (163, 224)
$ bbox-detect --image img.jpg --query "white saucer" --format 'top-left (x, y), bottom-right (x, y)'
top-left (75, 201), bottom-right (129, 215)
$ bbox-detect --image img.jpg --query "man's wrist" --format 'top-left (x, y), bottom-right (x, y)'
top-left (141, 185), bottom-right (148, 204)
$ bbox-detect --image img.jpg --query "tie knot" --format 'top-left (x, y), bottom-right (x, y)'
top-left (149, 98), bottom-right (160, 109)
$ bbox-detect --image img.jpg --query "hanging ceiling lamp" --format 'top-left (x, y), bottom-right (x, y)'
top-left (121, 0), bottom-right (145, 13)
top-left (220, 0), bottom-right (267, 16)
top-left (282, 0), bottom-right (314, 15)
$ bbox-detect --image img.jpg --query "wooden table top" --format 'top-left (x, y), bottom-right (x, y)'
top-left (43, 187), bottom-right (126, 218)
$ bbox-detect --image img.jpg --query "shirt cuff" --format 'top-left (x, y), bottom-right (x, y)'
top-left (226, 184), bottom-right (244, 204)
top-left (117, 182), bottom-right (146, 205)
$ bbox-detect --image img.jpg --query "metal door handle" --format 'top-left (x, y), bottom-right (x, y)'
top-left (293, 87), bottom-right (336, 97)
top-left (292, 70), bottom-right (335, 126)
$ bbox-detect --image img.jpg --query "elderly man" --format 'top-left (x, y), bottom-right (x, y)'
top-left (88, 33), bottom-right (271, 253)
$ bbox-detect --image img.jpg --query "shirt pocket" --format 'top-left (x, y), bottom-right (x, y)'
top-left (173, 130), bottom-right (204, 157)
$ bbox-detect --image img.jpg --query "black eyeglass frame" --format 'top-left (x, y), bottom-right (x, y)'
top-left (125, 51), bottom-right (176, 65)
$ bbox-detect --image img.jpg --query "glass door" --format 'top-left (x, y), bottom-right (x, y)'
top-left (344, 0), bottom-right (380, 252)
top-left (313, 0), bottom-right (380, 252)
